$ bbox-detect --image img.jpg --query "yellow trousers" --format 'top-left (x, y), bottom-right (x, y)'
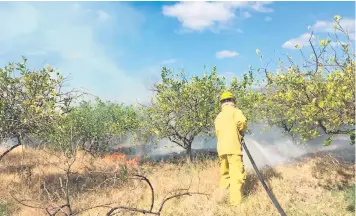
top-left (219, 154), bottom-right (246, 206)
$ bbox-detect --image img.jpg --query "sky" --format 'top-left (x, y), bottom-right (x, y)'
top-left (0, 1), bottom-right (355, 104)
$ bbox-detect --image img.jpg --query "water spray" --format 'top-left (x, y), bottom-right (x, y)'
top-left (242, 138), bottom-right (287, 216)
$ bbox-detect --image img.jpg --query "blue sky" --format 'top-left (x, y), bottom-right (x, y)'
top-left (0, 1), bottom-right (355, 104)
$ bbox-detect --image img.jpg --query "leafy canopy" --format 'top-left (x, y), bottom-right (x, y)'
top-left (253, 15), bottom-right (355, 145)
top-left (45, 98), bottom-right (139, 155)
top-left (230, 70), bottom-right (264, 125)
top-left (140, 67), bottom-right (225, 159)
top-left (0, 57), bottom-right (72, 144)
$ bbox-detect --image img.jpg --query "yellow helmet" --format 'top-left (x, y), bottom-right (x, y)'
top-left (220, 91), bottom-right (234, 102)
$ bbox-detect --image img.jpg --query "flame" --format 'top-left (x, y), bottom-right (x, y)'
top-left (102, 153), bottom-right (141, 166)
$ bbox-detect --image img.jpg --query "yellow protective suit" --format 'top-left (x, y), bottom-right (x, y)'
top-left (214, 104), bottom-right (247, 206)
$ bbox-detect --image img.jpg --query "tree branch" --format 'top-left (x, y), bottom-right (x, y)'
top-left (317, 120), bottom-right (354, 135)
top-left (158, 192), bottom-right (208, 213)
top-left (308, 31), bottom-right (319, 75)
top-left (0, 143), bottom-right (22, 162)
top-left (105, 175), bottom-right (207, 216)
top-left (132, 174), bottom-right (155, 212)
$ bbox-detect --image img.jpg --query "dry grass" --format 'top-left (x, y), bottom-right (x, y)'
top-left (0, 146), bottom-right (355, 216)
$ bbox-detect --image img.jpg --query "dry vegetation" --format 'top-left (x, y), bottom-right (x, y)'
top-left (0, 146), bottom-right (355, 216)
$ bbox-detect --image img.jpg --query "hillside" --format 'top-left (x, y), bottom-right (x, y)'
top-left (0, 147), bottom-right (354, 216)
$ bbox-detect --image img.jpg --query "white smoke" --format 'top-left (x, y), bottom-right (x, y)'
top-left (2, 122), bottom-right (354, 169)
top-left (127, 123), bottom-right (355, 169)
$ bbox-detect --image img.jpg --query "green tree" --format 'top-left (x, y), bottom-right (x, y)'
top-left (230, 70), bottom-right (264, 125)
top-left (254, 16), bottom-right (355, 145)
top-left (0, 57), bottom-right (75, 161)
top-left (45, 98), bottom-right (139, 155)
top-left (141, 67), bottom-right (225, 162)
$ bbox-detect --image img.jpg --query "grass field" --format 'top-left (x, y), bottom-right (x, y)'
top-left (0, 146), bottom-right (355, 216)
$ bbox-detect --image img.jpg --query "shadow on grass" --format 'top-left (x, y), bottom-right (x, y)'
top-left (139, 149), bottom-right (219, 165)
top-left (7, 164), bottom-right (139, 204)
top-left (310, 154), bottom-right (355, 191)
top-left (6, 167), bottom-right (140, 216)
top-left (0, 164), bottom-right (35, 175)
top-left (243, 166), bottom-right (283, 197)
top-left (305, 152), bottom-right (355, 213)
top-left (0, 150), bottom-right (27, 164)
top-left (138, 150), bottom-right (283, 198)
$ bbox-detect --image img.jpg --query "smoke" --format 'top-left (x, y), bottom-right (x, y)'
top-left (2, 123), bottom-right (354, 169)
top-left (120, 123), bottom-right (355, 169)
top-left (240, 123), bottom-right (355, 169)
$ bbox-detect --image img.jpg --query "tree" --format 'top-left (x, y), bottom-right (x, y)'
top-left (140, 67), bottom-right (225, 162)
top-left (0, 57), bottom-right (75, 161)
top-left (44, 98), bottom-right (139, 155)
top-left (230, 70), bottom-right (264, 125)
top-left (253, 15), bottom-right (355, 145)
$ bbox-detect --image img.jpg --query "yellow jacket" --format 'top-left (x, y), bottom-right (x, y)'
top-left (214, 104), bottom-right (247, 156)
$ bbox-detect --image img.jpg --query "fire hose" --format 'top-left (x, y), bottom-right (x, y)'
top-left (242, 138), bottom-right (287, 216)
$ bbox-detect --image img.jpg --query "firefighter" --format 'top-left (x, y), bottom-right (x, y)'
top-left (214, 91), bottom-right (248, 206)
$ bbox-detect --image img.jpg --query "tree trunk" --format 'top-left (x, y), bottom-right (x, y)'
top-left (186, 144), bottom-right (193, 163)
top-left (0, 135), bottom-right (22, 162)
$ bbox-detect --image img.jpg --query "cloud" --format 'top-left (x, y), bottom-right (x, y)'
top-left (162, 2), bottom-right (243, 32)
top-left (282, 33), bottom-right (313, 49)
top-left (162, 1), bottom-right (274, 32)
top-left (97, 10), bottom-right (111, 21)
top-left (330, 41), bottom-right (348, 48)
top-left (264, 16), bottom-right (272, 22)
top-left (312, 19), bottom-right (355, 34)
top-left (0, 2), bottom-right (151, 104)
top-left (216, 50), bottom-right (239, 59)
top-left (250, 1), bottom-right (274, 13)
top-left (282, 17), bottom-right (355, 49)
top-left (241, 11), bottom-right (252, 19)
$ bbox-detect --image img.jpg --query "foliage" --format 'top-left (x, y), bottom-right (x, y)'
top-left (140, 66), bottom-right (225, 161)
top-left (230, 70), bottom-right (264, 125)
top-left (0, 57), bottom-right (73, 146)
top-left (44, 98), bottom-right (139, 155)
top-left (253, 16), bottom-right (355, 144)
